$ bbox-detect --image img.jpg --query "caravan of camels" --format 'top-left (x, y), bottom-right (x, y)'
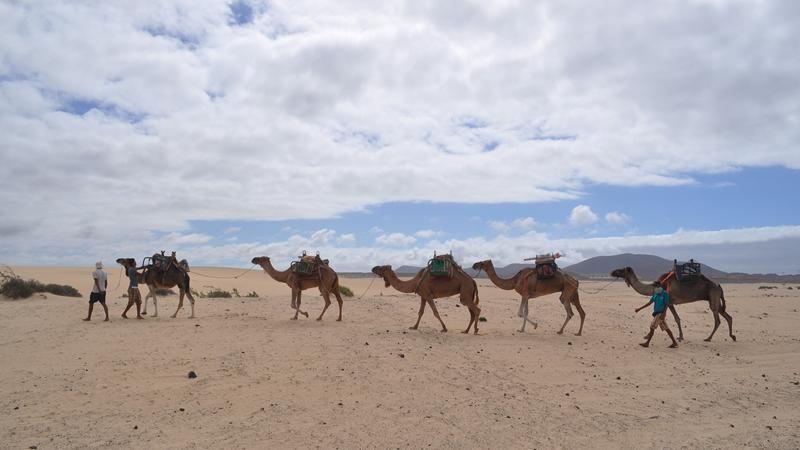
top-left (114, 249), bottom-right (735, 345)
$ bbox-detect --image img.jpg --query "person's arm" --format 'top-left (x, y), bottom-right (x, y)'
top-left (93, 274), bottom-right (101, 292)
top-left (635, 300), bottom-right (653, 313)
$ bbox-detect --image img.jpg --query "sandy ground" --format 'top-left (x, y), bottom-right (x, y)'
top-left (1, 265), bottom-right (799, 449)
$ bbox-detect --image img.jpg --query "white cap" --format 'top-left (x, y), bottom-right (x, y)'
top-left (95, 261), bottom-right (103, 269)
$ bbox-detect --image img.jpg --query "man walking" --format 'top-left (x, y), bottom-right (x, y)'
top-left (84, 261), bottom-right (109, 321)
top-left (122, 261), bottom-right (144, 319)
top-left (635, 282), bottom-right (678, 348)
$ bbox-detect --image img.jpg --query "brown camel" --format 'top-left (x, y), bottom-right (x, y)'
top-left (251, 256), bottom-right (343, 321)
top-left (370, 264), bottom-right (481, 334)
top-left (471, 260), bottom-right (585, 335)
top-left (116, 258), bottom-right (197, 318)
top-left (610, 266), bottom-right (734, 342)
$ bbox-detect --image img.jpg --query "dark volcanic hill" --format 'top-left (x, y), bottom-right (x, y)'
top-left (563, 253), bottom-right (726, 280)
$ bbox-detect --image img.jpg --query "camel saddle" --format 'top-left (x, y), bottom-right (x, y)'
top-left (147, 253), bottom-right (189, 273)
top-left (674, 259), bottom-right (701, 281)
top-left (428, 254), bottom-right (458, 278)
top-left (291, 255), bottom-right (329, 276)
top-left (532, 253), bottom-right (558, 280)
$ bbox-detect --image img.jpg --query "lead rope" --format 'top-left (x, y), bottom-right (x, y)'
top-left (189, 265), bottom-right (257, 279)
top-left (356, 275), bottom-right (377, 300)
top-left (576, 278), bottom-right (620, 295)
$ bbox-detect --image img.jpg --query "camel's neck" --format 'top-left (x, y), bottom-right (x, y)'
top-left (481, 261), bottom-right (520, 291)
top-left (626, 270), bottom-right (655, 296)
top-left (384, 269), bottom-right (424, 293)
top-left (259, 261), bottom-right (291, 283)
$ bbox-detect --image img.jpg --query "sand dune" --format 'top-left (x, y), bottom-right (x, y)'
top-left (1, 266), bottom-right (799, 449)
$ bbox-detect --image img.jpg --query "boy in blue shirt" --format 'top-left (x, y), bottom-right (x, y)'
top-left (635, 282), bottom-right (678, 348)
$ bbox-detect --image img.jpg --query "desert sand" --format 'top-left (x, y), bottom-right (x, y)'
top-left (1, 265), bottom-right (799, 449)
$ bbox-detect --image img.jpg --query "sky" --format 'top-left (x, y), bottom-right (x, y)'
top-left (0, 0), bottom-right (799, 274)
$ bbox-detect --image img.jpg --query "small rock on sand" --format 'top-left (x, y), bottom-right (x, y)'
top-left (188, 371), bottom-right (197, 379)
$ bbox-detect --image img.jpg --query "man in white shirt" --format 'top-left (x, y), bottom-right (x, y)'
top-left (84, 261), bottom-right (109, 321)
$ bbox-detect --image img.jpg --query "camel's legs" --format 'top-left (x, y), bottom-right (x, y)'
top-left (142, 285), bottom-right (156, 315)
top-left (317, 289), bottom-right (332, 321)
top-left (426, 298), bottom-right (448, 332)
top-left (462, 302), bottom-right (476, 334)
top-left (291, 289), bottom-right (301, 320)
top-left (171, 291), bottom-right (183, 318)
top-left (185, 286), bottom-right (196, 319)
top-left (668, 304), bottom-right (683, 341)
top-left (332, 286), bottom-right (344, 321)
top-left (557, 296), bottom-right (575, 335)
top-left (705, 308), bottom-right (722, 342)
top-left (518, 297), bottom-right (538, 332)
top-left (571, 293), bottom-right (586, 336)
top-left (468, 304), bottom-right (481, 335)
top-left (720, 310), bottom-right (735, 341)
top-left (719, 293), bottom-right (736, 341)
top-left (410, 297), bottom-right (427, 330)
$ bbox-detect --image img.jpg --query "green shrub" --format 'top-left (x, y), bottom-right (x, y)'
top-left (339, 285), bottom-right (354, 297)
top-left (155, 288), bottom-right (176, 296)
top-left (1, 277), bottom-right (36, 299)
top-left (0, 268), bottom-right (81, 299)
top-left (232, 288), bottom-right (241, 298)
top-left (1, 280), bottom-right (81, 299)
top-left (43, 284), bottom-right (82, 297)
top-left (245, 291), bottom-right (259, 298)
top-left (205, 289), bottom-right (232, 298)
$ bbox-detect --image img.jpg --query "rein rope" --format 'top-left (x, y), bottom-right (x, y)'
top-left (576, 278), bottom-right (620, 295)
top-left (190, 265), bottom-right (258, 280)
top-left (356, 275), bottom-right (377, 300)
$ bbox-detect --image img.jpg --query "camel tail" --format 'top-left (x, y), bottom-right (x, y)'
top-left (473, 279), bottom-right (480, 306)
top-left (720, 287), bottom-right (726, 312)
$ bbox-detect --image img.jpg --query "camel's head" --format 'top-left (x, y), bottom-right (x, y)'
top-left (610, 267), bottom-right (632, 286)
top-left (371, 265), bottom-right (392, 287)
top-left (251, 256), bottom-right (270, 266)
top-left (472, 260), bottom-right (490, 271)
top-left (116, 258), bottom-right (135, 268)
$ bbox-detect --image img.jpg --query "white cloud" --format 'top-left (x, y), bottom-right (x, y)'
top-left (511, 217), bottom-right (536, 229)
top-left (414, 229), bottom-right (440, 239)
top-left (162, 232), bottom-right (213, 245)
top-left (337, 233), bottom-right (356, 244)
top-left (489, 221), bottom-right (511, 233)
top-left (224, 226), bottom-right (241, 234)
top-left (605, 212), bottom-right (630, 225)
top-left (569, 205), bottom-right (598, 226)
top-left (490, 217), bottom-right (537, 233)
top-left (0, 2), bottom-right (798, 266)
top-left (375, 233), bottom-right (417, 247)
top-left (310, 228), bottom-right (336, 244)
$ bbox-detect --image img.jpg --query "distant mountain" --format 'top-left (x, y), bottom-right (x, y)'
top-left (563, 253), bottom-right (725, 280)
top-left (563, 253), bottom-right (800, 283)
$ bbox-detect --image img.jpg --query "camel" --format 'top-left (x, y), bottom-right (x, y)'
top-left (610, 266), bottom-right (735, 342)
top-left (251, 256), bottom-right (343, 321)
top-left (471, 260), bottom-right (585, 335)
top-left (370, 263), bottom-right (481, 334)
top-left (116, 258), bottom-right (197, 318)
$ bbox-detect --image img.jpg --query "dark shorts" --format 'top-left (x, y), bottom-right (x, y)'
top-left (128, 287), bottom-right (142, 303)
top-left (89, 291), bottom-right (106, 304)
